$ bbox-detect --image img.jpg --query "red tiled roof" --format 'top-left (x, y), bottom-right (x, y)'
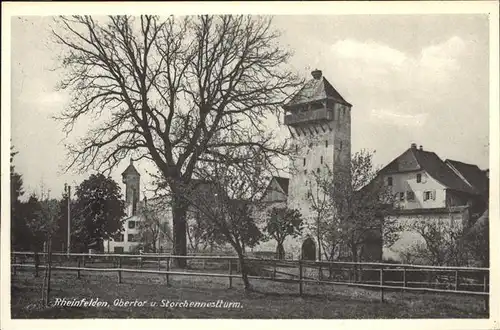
top-left (284, 76), bottom-right (351, 109)
top-left (274, 176), bottom-right (289, 195)
top-left (445, 159), bottom-right (489, 196)
top-left (380, 146), bottom-right (478, 195)
top-left (122, 163), bottom-right (140, 176)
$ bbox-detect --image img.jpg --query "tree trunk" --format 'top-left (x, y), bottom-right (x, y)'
top-left (351, 245), bottom-right (358, 282)
top-left (276, 242), bottom-right (285, 260)
top-left (235, 245), bottom-right (251, 290)
top-left (172, 193), bottom-right (188, 268)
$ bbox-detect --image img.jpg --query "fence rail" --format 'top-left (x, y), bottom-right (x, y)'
top-left (11, 251), bottom-right (489, 311)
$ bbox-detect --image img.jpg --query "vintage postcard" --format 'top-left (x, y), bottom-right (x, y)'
top-left (1, 1), bottom-right (499, 330)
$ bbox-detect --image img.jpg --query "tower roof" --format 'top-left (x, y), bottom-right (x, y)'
top-left (284, 69), bottom-right (351, 110)
top-left (121, 159), bottom-right (140, 177)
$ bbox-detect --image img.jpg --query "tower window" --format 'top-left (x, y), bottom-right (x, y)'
top-left (304, 169), bottom-right (307, 174)
top-left (317, 168), bottom-right (320, 173)
top-left (416, 173), bottom-right (422, 183)
top-left (325, 140), bottom-right (328, 147)
top-left (303, 158), bottom-right (306, 166)
top-left (320, 155), bottom-right (323, 164)
top-left (295, 145), bottom-right (298, 153)
top-left (339, 141), bottom-right (343, 151)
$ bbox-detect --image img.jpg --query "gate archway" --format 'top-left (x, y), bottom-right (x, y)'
top-left (301, 237), bottom-right (316, 260)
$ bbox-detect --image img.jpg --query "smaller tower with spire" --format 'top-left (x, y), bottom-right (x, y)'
top-left (122, 158), bottom-right (140, 217)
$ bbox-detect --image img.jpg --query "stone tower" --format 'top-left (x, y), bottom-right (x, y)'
top-left (283, 69), bottom-right (352, 260)
top-left (121, 159), bottom-right (140, 217)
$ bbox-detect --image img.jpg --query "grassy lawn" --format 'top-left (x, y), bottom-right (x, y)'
top-left (11, 269), bottom-right (488, 319)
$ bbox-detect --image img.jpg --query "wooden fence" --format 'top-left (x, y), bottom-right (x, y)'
top-left (11, 251), bottom-right (489, 311)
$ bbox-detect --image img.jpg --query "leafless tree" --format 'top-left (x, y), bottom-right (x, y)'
top-left (137, 198), bottom-right (172, 252)
top-left (309, 150), bottom-right (400, 271)
top-left (52, 15), bottom-right (302, 265)
top-left (180, 146), bottom-right (269, 290)
top-left (26, 188), bottom-right (60, 306)
top-left (402, 212), bottom-right (469, 266)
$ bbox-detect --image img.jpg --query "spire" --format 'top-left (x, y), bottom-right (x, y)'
top-left (122, 158), bottom-right (140, 177)
top-left (311, 69), bottom-right (322, 80)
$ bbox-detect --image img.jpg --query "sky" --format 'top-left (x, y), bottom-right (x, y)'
top-left (9, 14), bottom-right (490, 200)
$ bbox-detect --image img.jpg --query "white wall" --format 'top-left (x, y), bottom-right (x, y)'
top-left (383, 211), bottom-right (466, 263)
top-left (384, 170), bottom-right (447, 209)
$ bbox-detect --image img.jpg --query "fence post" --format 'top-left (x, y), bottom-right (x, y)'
top-left (118, 257), bottom-right (122, 284)
top-left (273, 260), bottom-right (277, 280)
top-left (165, 257), bottom-right (170, 286)
top-left (454, 270), bottom-right (459, 291)
top-left (379, 267), bottom-right (384, 303)
top-left (77, 257), bottom-right (81, 279)
top-left (402, 267), bottom-right (406, 290)
top-left (483, 273), bottom-right (489, 312)
top-left (318, 261), bottom-right (322, 281)
top-left (35, 252), bottom-right (39, 278)
top-left (228, 259), bottom-right (233, 289)
top-left (299, 260), bottom-right (303, 296)
top-left (13, 255), bottom-right (17, 276)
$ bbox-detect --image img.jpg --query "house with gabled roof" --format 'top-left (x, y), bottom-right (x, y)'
top-left (379, 143), bottom-right (489, 262)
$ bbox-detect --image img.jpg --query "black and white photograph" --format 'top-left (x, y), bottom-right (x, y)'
top-left (2, 1), bottom-right (498, 328)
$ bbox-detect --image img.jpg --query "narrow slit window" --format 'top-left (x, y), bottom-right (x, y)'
top-left (321, 156), bottom-right (323, 164)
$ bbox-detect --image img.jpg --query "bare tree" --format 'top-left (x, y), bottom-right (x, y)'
top-left (402, 213), bottom-right (468, 266)
top-left (26, 189), bottom-right (60, 306)
top-left (137, 198), bottom-right (171, 252)
top-left (52, 15), bottom-right (302, 265)
top-left (307, 172), bottom-right (334, 262)
top-left (310, 150), bottom-right (400, 270)
top-left (180, 147), bottom-right (269, 290)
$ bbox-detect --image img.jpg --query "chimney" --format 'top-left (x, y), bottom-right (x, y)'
top-left (419, 145), bottom-right (423, 151)
top-left (311, 69), bottom-right (322, 80)
top-left (411, 143), bottom-right (417, 149)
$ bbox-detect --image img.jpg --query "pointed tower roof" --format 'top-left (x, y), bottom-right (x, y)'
top-left (121, 159), bottom-right (140, 177)
top-left (284, 69), bottom-right (351, 111)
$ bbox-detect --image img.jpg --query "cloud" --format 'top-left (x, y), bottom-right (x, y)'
top-left (331, 39), bottom-right (407, 68)
top-left (370, 108), bottom-right (429, 127)
top-left (330, 36), bottom-right (467, 91)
